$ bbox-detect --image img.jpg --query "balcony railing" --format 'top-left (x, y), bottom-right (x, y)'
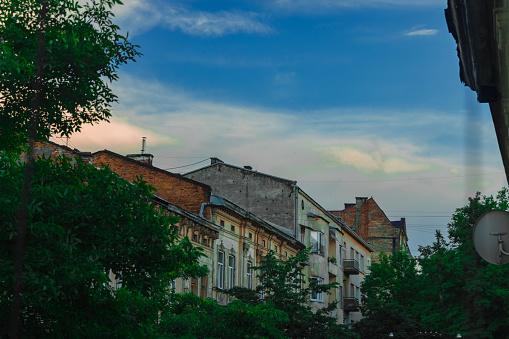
top-left (310, 244), bottom-right (325, 256)
top-left (343, 297), bottom-right (360, 312)
top-left (343, 259), bottom-right (360, 275)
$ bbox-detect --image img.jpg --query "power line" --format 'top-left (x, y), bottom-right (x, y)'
top-left (298, 171), bottom-right (505, 183)
top-left (153, 155), bottom-right (209, 159)
top-left (163, 158), bottom-right (210, 170)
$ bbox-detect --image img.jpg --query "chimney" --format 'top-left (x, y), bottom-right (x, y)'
top-left (243, 165), bottom-right (252, 170)
top-left (353, 197), bottom-right (367, 232)
top-left (141, 137), bottom-right (146, 154)
top-left (211, 157), bottom-right (224, 164)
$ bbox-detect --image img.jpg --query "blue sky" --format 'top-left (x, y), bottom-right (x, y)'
top-left (63, 0), bottom-right (507, 255)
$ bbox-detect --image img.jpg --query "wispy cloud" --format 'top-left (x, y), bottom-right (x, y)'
top-left (318, 145), bottom-right (435, 175)
top-left (405, 28), bottom-right (438, 36)
top-left (114, 0), bottom-right (272, 36)
top-left (63, 74), bottom-right (507, 256)
top-left (66, 74), bottom-right (502, 179)
top-left (268, 0), bottom-right (444, 12)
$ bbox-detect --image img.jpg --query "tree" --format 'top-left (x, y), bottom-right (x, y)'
top-left (355, 189), bottom-right (509, 339)
top-left (157, 293), bottom-right (289, 338)
top-left (226, 250), bottom-right (358, 339)
top-left (1, 1), bottom-right (140, 335)
top-left (0, 0), bottom-right (140, 152)
top-left (439, 189), bottom-right (509, 338)
top-left (353, 250), bottom-right (422, 338)
top-left (0, 156), bottom-right (207, 337)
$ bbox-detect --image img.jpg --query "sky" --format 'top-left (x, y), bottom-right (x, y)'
top-left (59, 0), bottom-right (508, 255)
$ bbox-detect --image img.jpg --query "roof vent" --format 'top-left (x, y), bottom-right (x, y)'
top-left (244, 165), bottom-right (252, 170)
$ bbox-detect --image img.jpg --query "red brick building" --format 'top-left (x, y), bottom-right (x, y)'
top-left (329, 197), bottom-right (409, 262)
top-left (28, 141), bottom-right (211, 216)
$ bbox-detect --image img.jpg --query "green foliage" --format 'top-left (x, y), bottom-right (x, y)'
top-left (353, 250), bottom-right (422, 338)
top-left (0, 156), bottom-right (207, 337)
top-left (355, 188), bottom-right (509, 339)
top-left (0, 0), bottom-right (141, 152)
top-left (226, 251), bottom-right (359, 339)
top-left (158, 293), bottom-right (289, 338)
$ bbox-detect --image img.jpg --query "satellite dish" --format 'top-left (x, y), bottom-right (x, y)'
top-left (473, 210), bottom-right (509, 265)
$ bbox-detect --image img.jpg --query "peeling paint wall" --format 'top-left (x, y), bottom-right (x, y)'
top-left (185, 164), bottom-right (296, 235)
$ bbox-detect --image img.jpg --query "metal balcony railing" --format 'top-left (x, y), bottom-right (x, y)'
top-left (343, 259), bottom-right (360, 275)
top-left (343, 297), bottom-right (360, 312)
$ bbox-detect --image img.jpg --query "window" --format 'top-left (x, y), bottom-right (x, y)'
top-left (247, 262), bottom-right (253, 289)
top-left (310, 277), bottom-right (323, 302)
top-left (220, 220), bottom-right (225, 226)
top-left (191, 277), bottom-right (198, 295)
top-left (217, 251), bottom-right (225, 289)
top-left (231, 225), bottom-right (235, 232)
top-left (339, 285), bottom-right (343, 308)
top-left (274, 245), bottom-right (278, 253)
top-left (228, 255), bottom-right (236, 288)
top-left (115, 271), bottom-right (122, 289)
top-left (339, 245), bottom-right (343, 266)
top-left (301, 199), bottom-right (305, 210)
top-left (169, 279), bottom-right (177, 293)
top-left (262, 240), bottom-right (265, 247)
top-left (192, 233), bottom-right (197, 242)
top-left (310, 231), bottom-right (325, 256)
top-left (202, 237), bottom-right (208, 246)
top-left (285, 251), bottom-right (288, 257)
top-left (360, 255), bottom-right (364, 272)
top-left (249, 233), bottom-right (252, 239)
top-left (201, 276), bottom-right (208, 298)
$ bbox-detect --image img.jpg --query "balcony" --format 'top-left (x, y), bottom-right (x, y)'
top-left (343, 259), bottom-right (360, 275)
top-left (343, 297), bottom-right (360, 312)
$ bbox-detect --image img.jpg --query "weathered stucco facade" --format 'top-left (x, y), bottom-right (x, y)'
top-left (185, 160), bottom-right (298, 236)
top-left (185, 160), bottom-right (374, 324)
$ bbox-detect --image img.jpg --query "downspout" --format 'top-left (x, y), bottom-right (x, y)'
top-left (293, 185), bottom-right (299, 240)
top-left (199, 202), bottom-right (211, 218)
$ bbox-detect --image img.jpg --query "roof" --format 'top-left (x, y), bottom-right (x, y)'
top-left (210, 194), bottom-right (305, 249)
top-left (93, 149), bottom-right (211, 190)
top-left (152, 195), bottom-right (220, 233)
top-left (184, 161), bottom-right (297, 185)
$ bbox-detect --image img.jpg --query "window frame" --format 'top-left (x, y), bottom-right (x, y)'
top-left (310, 277), bottom-right (323, 302)
top-left (309, 231), bottom-right (325, 256)
top-left (228, 254), bottom-right (236, 288)
top-left (217, 251), bottom-right (225, 289)
top-left (247, 262), bottom-right (253, 289)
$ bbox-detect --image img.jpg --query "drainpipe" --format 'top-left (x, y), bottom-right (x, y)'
top-left (199, 203), bottom-right (211, 218)
top-left (293, 185), bottom-right (299, 240)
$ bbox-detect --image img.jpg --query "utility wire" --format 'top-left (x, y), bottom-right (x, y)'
top-left (163, 158), bottom-right (209, 170)
top-left (298, 172), bottom-right (505, 183)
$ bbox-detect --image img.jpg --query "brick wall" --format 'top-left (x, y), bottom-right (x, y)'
top-left (92, 151), bottom-right (211, 215)
top-left (332, 197), bottom-right (402, 261)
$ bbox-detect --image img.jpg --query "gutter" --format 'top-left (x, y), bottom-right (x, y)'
top-left (293, 185), bottom-right (299, 240)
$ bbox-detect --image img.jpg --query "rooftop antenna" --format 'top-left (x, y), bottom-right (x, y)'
top-left (141, 137), bottom-right (146, 154)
